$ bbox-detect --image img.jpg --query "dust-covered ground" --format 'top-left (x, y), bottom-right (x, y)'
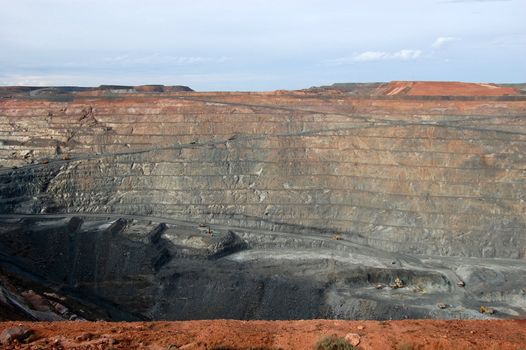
top-left (1, 319), bottom-right (526, 349)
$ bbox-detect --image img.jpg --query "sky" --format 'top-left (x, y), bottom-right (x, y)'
top-left (0, 0), bottom-right (525, 91)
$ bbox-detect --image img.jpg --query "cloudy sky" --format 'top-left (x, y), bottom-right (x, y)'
top-left (0, 0), bottom-right (524, 90)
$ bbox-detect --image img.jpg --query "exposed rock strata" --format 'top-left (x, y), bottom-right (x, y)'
top-left (0, 82), bottom-right (525, 320)
top-left (1, 83), bottom-right (525, 258)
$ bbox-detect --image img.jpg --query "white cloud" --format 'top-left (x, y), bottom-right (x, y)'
top-left (0, 72), bottom-right (281, 91)
top-left (0, 74), bottom-right (96, 86)
top-left (432, 37), bottom-right (460, 49)
top-left (101, 54), bottom-right (230, 66)
top-left (328, 49), bottom-right (422, 65)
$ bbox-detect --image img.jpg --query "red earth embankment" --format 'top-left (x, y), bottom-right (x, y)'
top-left (1, 320), bottom-right (525, 349)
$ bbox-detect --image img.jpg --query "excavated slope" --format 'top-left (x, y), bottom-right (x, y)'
top-left (0, 82), bottom-right (525, 321)
top-left (1, 85), bottom-right (526, 258)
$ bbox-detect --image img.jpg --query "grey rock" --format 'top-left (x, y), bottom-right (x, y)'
top-left (0, 327), bottom-right (34, 344)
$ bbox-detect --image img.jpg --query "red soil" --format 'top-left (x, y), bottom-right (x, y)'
top-left (376, 81), bottom-right (519, 96)
top-left (1, 320), bottom-right (525, 349)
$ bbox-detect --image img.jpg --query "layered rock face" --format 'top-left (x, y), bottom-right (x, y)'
top-left (1, 83), bottom-right (525, 258)
top-left (0, 82), bottom-right (525, 321)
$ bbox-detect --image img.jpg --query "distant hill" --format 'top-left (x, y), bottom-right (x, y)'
top-left (310, 81), bottom-right (524, 96)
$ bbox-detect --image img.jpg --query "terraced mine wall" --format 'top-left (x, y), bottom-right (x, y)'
top-left (1, 92), bottom-right (526, 258)
top-left (0, 86), bottom-right (525, 321)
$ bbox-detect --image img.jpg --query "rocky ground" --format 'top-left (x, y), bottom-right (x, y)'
top-left (1, 319), bottom-right (525, 349)
top-left (1, 215), bottom-right (525, 322)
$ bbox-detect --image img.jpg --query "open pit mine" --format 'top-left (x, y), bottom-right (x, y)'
top-left (0, 81), bottom-right (525, 328)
